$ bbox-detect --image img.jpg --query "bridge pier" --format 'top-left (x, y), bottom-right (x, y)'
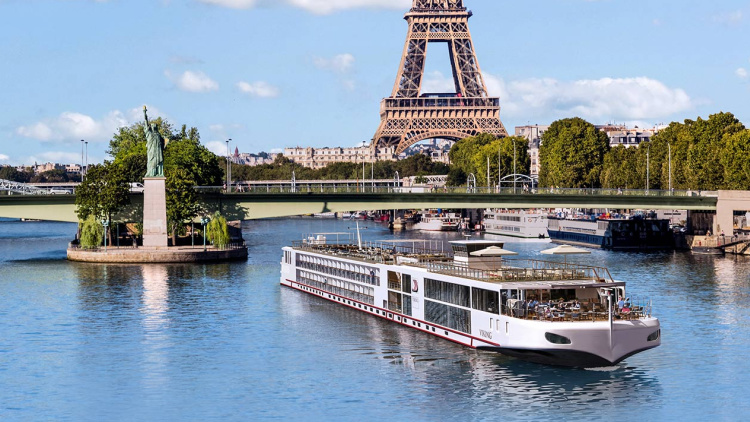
top-left (714, 191), bottom-right (750, 235)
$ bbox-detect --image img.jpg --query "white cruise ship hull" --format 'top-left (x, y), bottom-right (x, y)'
top-left (280, 245), bottom-right (661, 368)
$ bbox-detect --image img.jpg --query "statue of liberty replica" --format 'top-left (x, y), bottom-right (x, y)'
top-left (142, 105), bottom-right (168, 248)
top-left (144, 106), bottom-right (167, 178)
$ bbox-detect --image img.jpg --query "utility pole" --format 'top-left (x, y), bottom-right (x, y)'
top-left (646, 145), bottom-right (650, 194)
top-left (668, 142), bottom-right (672, 192)
top-left (513, 140), bottom-right (517, 193)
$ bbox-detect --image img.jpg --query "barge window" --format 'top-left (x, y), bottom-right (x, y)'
top-left (545, 332), bottom-right (572, 345)
top-left (425, 278), bottom-right (470, 308)
top-left (472, 288), bottom-right (500, 314)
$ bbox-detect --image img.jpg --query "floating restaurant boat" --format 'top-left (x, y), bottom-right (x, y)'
top-left (547, 217), bottom-right (673, 250)
top-left (280, 235), bottom-right (661, 368)
top-left (413, 210), bottom-right (461, 231)
top-left (483, 209), bottom-right (549, 238)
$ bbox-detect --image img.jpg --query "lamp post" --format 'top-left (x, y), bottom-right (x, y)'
top-left (513, 139), bottom-right (517, 194)
top-left (80, 140), bottom-right (84, 179)
top-left (85, 141), bottom-right (88, 178)
top-left (201, 216), bottom-right (211, 252)
top-left (101, 219), bottom-right (109, 252)
top-left (668, 142), bottom-right (672, 193)
top-left (646, 144), bottom-right (650, 194)
top-left (226, 139), bottom-right (232, 193)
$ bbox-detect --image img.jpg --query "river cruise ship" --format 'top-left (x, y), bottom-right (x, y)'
top-left (484, 209), bottom-right (549, 238)
top-left (280, 236), bottom-right (661, 367)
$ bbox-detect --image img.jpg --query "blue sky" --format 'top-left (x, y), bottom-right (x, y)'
top-left (1, 0), bottom-right (748, 166)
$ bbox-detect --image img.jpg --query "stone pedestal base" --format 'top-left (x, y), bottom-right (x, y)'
top-left (143, 177), bottom-right (168, 248)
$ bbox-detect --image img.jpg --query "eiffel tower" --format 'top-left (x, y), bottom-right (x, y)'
top-left (372, 0), bottom-right (508, 155)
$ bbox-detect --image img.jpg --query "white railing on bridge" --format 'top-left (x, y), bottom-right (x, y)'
top-left (0, 179), bottom-right (52, 195)
top-left (195, 184), bottom-right (707, 198)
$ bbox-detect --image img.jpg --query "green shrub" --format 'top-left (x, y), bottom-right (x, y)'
top-left (80, 215), bottom-right (103, 249)
top-left (207, 212), bottom-right (230, 249)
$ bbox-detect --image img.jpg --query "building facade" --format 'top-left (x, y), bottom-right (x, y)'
top-left (283, 145), bottom-right (397, 169)
top-left (515, 125), bottom-right (549, 178)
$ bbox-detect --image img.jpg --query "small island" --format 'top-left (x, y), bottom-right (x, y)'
top-left (67, 108), bottom-right (247, 264)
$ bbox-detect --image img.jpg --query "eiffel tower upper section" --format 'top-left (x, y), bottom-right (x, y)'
top-left (372, 0), bottom-right (508, 155)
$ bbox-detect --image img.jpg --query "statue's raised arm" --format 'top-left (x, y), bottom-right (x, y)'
top-left (144, 105), bottom-right (150, 126)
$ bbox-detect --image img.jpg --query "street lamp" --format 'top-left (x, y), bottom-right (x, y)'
top-left (80, 140), bottom-right (84, 179)
top-left (668, 142), bottom-right (672, 193)
top-left (646, 144), bottom-right (650, 194)
top-left (85, 141), bottom-right (88, 178)
top-left (201, 216), bottom-right (211, 252)
top-left (226, 139), bottom-right (232, 193)
top-left (101, 218), bottom-right (110, 252)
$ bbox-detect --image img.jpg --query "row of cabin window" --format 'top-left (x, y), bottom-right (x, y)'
top-left (425, 278), bottom-right (500, 314)
top-left (299, 275), bottom-right (375, 306)
top-left (296, 257), bottom-right (380, 286)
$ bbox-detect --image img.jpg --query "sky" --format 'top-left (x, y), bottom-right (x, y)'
top-left (0, 0), bottom-right (749, 166)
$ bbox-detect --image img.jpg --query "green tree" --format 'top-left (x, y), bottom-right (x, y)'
top-left (207, 212), bottom-right (230, 248)
top-left (601, 146), bottom-right (641, 189)
top-left (74, 162), bottom-right (130, 245)
top-left (166, 167), bottom-right (199, 245)
top-left (80, 215), bottom-right (104, 249)
top-left (720, 129), bottom-right (750, 190)
top-left (448, 134), bottom-right (529, 187)
top-left (650, 112), bottom-right (745, 190)
top-left (539, 118), bottom-right (610, 188)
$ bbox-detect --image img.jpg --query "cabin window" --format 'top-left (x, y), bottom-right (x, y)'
top-left (401, 274), bottom-right (412, 294)
top-left (647, 329), bottom-right (661, 342)
top-left (424, 300), bottom-right (471, 334)
top-left (472, 288), bottom-right (500, 314)
top-left (425, 278), bottom-right (470, 308)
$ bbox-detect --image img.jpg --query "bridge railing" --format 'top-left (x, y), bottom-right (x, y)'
top-left (195, 184), bottom-right (702, 197)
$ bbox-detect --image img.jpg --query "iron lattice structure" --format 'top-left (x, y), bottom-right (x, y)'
top-left (372, 0), bottom-right (508, 155)
top-left (0, 179), bottom-right (50, 195)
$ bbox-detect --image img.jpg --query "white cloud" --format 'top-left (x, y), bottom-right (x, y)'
top-left (205, 141), bottom-right (231, 156)
top-left (737, 68), bottom-right (748, 79)
top-left (166, 70), bottom-right (219, 93)
top-left (422, 71), bottom-right (694, 121)
top-left (197, 0), bottom-right (409, 14)
top-left (285, 0), bottom-right (408, 14)
top-left (0, 154), bottom-right (10, 163)
top-left (16, 111), bottom-right (129, 143)
top-left (713, 10), bottom-right (743, 25)
top-left (15, 105), bottom-right (166, 144)
top-left (313, 54), bottom-right (355, 73)
top-left (197, 0), bottom-right (259, 9)
top-left (237, 81), bottom-right (280, 98)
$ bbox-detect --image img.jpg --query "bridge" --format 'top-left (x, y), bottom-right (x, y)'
top-left (0, 179), bottom-right (52, 195)
top-left (0, 186), bottom-right (722, 225)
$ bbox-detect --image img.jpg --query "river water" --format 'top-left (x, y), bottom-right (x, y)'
top-left (1, 218), bottom-right (749, 421)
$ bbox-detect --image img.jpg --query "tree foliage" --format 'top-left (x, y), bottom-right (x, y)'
top-left (207, 212), bottom-right (230, 248)
top-left (75, 162), bottom-right (130, 226)
top-left (643, 112), bottom-right (746, 190)
top-left (231, 153), bottom-right (448, 182)
top-left (448, 133), bottom-right (529, 186)
top-left (539, 118), bottom-right (610, 188)
top-left (166, 167), bottom-right (199, 244)
top-left (80, 215), bottom-right (104, 249)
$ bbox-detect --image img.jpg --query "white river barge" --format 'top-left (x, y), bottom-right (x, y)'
top-left (280, 236), bottom-right (661, 367)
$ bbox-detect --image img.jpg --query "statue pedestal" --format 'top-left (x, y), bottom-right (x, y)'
top-left (143, 177), bottom-right (168, 248)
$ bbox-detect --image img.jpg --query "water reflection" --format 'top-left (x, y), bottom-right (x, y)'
top-left (280, 285), bottom-right (662, 416)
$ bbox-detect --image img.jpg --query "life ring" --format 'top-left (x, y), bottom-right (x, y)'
top-left (412, 279), bottom-right (419, 292)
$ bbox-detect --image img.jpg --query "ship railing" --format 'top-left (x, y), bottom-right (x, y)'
top-left (291, 240), bottom-right (450, 264)
top-left (426, 259), bottom-right (614, 284)
top-left (503, 296), bottom-right (654, 323)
